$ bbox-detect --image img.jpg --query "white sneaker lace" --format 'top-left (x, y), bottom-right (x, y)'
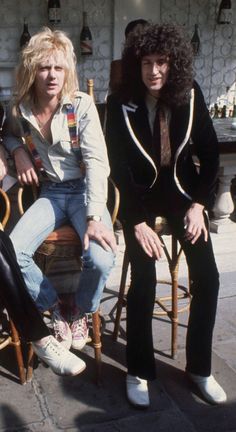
top-left (52, 310), bottom-right (69, 341)
top-left (71, 315), bottom-right (88, 339)
top-left (45, 336), bottom-right (68, 357)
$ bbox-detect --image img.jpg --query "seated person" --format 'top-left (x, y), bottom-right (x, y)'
top-left (3, 27), bottom-right (116, 352)
top-left (109, 19), bottom-right (148, 93)
top-left (0, 228), bottom-right (85, 376)
top-left (106, 22), bottom-right (226, 408)
top-left (0, 146), bottom-right (8, 183)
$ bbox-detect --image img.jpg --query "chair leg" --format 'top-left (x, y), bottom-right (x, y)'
top-left (170, 237), bottom-right (180, 359)
top-left (26, 343), bottom-right (35, 382)
top-left (92, 311), bottom-right (102, 384)
top-left (9, 319), bottom-right (26, 385)
top-left (113, 248), bottom-right (129, 341)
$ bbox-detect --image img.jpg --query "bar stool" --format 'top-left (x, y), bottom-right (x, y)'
top-left (113, 217), bottom-right (190, 359)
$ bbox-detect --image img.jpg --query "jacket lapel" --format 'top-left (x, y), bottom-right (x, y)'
top-left (170, 103), bottom-right (191, 151)
top-left (125, 101), bottom-right (153, 156)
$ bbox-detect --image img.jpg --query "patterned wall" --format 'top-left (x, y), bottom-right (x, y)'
top-left (161, 0), bottom-right (236, 110)
top-left (0, 0), bottom-right (113, 102)
top-left (0, 0), bottom-right (236, 108)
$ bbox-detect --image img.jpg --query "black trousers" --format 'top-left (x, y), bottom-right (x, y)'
top-left (123, 209), bottom-right (219, 380)
top-left (0, 230), bottom-right (50, 342)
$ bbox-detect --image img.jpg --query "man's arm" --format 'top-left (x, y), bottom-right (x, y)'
top-left (0, 145), bottom-right (8, 181)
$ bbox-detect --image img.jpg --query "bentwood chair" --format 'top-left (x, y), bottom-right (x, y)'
top-left (17, 177), bottom-right (119, 382)
top-left (0, 187), bottom-right (27, 384)
top-left (113, 217), bottom-right (191, 359)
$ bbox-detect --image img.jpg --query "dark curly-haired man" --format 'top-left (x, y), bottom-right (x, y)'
top-left (106, 23), bottom-right (226, 408)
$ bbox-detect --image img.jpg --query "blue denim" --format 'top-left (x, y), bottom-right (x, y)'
top-left (10, 179), bottom-right (115, 313)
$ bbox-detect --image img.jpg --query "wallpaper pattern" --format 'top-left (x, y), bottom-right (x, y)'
top-left (0, 0), bottom-right (235, 108)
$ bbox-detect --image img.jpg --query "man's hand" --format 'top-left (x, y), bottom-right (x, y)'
top-left (134, 221), bottom-right (164, 260)
top-left (184, 203), bottom-right (208, 244)
top-left (84, 220), bottom-right (117, 253)
top-left (0, 146), bottom-right (8, 181)
top-left (14, 147), bottom-right (39, 186)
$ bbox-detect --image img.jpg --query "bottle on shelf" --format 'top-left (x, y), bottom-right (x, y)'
top-left (191, 24), bottom-right (200, 56)
top-left (20, 18), bottom-right (31, 48)
top-left (87, 78), bottom-right (95, 101)
top-left (48, 0), bottom-right (61, 24)
top-left (213, 103), bottom-right (219, 118)
top-left (231, 98), bottom-right (236, 129)
top-left (221, 105), bottom-right (227, 118)
top-left (80, 12), bottom-right (93, 56)
top-left (217, 0), bottom-right (232, 24)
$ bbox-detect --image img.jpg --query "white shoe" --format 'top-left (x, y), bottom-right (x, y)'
top-left (188, 372), bottom-right (227, 404)
top-left (32, 336), bottom-right (86, 376)
top-left (70, 314), bottom-right (89, 350)
top-left (51, 307), bottom-right (72, 350)
top-left (126, 374), bottom-right (150, 408)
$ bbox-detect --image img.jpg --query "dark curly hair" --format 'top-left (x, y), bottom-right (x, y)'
top-left (118, 23), bottom-right (194, 106)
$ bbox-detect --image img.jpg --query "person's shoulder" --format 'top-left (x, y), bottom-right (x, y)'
top-left (69, 91), bottom-right (94, 113)
top-left (107, 92), bottom-right (123, 107)
top-left (73, 90), bottom-right (93, 103)
top-left (192, 80), bottom-right (203, 94)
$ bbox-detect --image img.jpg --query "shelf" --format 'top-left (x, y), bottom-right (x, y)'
top-left (0, 62), bottom-right (17, 69)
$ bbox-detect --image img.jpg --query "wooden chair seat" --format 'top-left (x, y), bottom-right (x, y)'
top-left (44, 225), bottom-right (82, 244)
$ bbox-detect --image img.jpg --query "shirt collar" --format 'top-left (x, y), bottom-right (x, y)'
top-left (145, 92), bottom-right (158, 113)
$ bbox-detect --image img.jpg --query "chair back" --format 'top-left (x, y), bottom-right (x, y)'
top-left (0, 188), bottom-right (11, 230)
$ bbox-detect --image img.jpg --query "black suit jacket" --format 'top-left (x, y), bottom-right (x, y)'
top-left (105, 81), bottom-right (219, 225)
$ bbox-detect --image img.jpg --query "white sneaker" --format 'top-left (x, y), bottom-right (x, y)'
top-left (52, 307), bottom-right (72, 350)
top-left (188, 372), bottom-right (227, 404)
top-left (126, 374), bottom-right (150, 408)
top-left (70, 314), bottom-right (89, 350)
top-left (32, 336), bottom-right (86, 376)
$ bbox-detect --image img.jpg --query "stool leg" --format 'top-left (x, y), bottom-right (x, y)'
top-left (170, 237), bottom-right (180, 359)
top-left (113, 248), bottom-right (129, 341)
top-left (9, 319), bottom-right (26, 385)
top-left (26, 343), bottom-right (35, 382)
top-left (92, 311), bottom-right (102, 384)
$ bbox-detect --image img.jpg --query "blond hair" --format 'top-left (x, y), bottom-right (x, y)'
top-left (14, 27), bottom-right (79, 108)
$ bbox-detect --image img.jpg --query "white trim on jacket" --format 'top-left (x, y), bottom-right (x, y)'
top-left (121, 89), bottom-right (195, 200)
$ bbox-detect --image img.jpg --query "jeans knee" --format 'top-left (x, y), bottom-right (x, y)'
top-left (83, 248), bottom-right (115, 276)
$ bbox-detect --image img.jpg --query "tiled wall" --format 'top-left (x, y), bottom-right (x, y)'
top-left (0, 0), bottom-right (236, 108)
top-left (161, 0), bottom-right (236, 110)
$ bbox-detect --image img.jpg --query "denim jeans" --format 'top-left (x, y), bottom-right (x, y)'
top-left (10, 179), bottom-right (115, 313)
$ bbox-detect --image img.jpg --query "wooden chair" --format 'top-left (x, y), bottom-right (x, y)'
top-left (17, 178), bottom-right (119, 382)
top-left (113, 217), bottom-right (190, 359)
top-left (0, 187), bottom-right (27, 384)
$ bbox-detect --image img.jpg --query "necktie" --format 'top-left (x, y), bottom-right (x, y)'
top-left (152, 105), bottom-right (171, 168)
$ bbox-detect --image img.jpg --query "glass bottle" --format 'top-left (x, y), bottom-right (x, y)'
top-left (213, 103), bottom-right (219, 118)
top-left (80, 12), bottom-right (93, 56)
top-left (221, 105), bottom-right (227, 118)
top-left (48, 0), bottom-right (61, 24)
top-left (20, 19), bottom-right (31, 48)
top-left (87, 79), bottom-right (95, 100)
top-left (191, 24), bottom-right (200, 56)
top-left (217, 0), bottom-right (232, 24)
top-left (231, 98), bottom-right (236, 129)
